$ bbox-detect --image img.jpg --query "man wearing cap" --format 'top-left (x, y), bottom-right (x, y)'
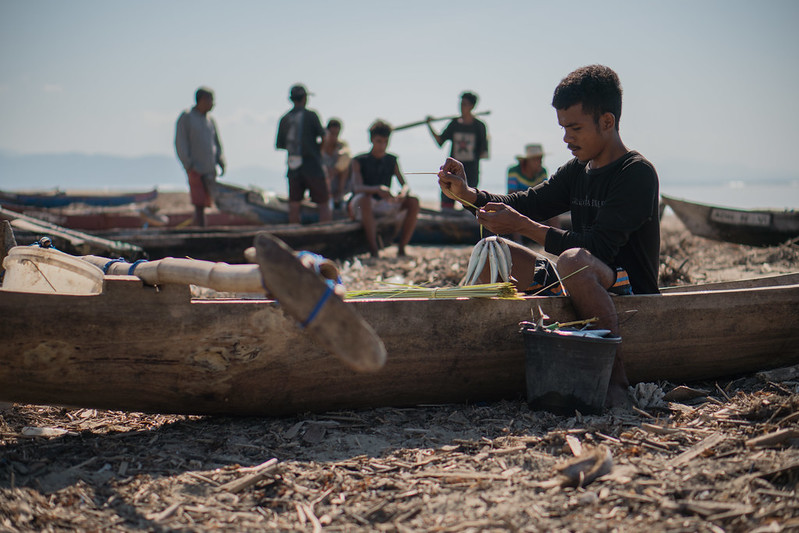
top-left (276, 84), bottom-right (331, 223)
top-left (174, 86), bottom-right (226, 227)
top-left (508, 144), bottom-right (548, 194)
top-left (426, 92), bottom-right (489, 210)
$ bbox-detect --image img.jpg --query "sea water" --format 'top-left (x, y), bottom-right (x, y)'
top-left (407, 178), bottom-right (799, 211)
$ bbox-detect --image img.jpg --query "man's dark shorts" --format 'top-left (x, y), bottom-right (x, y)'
top-left (524, 259), bottom-right (633, 296)
top-left (288, 167), bottom-right (330, 204)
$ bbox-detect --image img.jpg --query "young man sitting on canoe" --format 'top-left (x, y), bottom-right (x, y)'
top-left (349, 120), bottom-right (420, 257)
top-left (437, 65), bottom-right (661, 408)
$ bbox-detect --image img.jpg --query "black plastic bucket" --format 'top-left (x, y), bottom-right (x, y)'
top-left (522, 327), bottom-right (621, 415)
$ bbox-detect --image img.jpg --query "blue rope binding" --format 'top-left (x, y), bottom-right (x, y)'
top-left (102, 258), bottom-right (126, 274)
top-left (127, 259), bottom-right (148, 275)
top-left (300, 285), bottom-right (334, 328)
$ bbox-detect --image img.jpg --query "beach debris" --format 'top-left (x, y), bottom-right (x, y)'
top-left (745, 428), bottom-right (799, 449)
top-left (217, 458), bottom-right (279, 494)
top-left (668, 433), bottom-right (726, 467)
top-left (756, 363), bottom-right (799, 383)
top-left (630, 382), bottom-right (667, 410)
top-left (553, 445), bottom-right (613, 488)
top-left (20, 426), bottom-right (75, 438)
top-left (663, 385), bottom-right (710, 402)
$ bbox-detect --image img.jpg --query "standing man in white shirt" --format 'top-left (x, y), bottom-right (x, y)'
top-left (175, 86), bottom-right (226, 227)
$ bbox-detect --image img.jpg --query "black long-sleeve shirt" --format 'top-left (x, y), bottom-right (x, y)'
top-left (474, 151), bottom-right (661, 294)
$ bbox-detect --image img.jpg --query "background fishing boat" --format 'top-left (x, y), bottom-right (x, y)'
top-left (0, 188), bottom-right (158, 208)
top-left (214, 182), bottom-right (483, 245)
top-left (662, 194), bottom-right (799, 246)
top-left (0, 206), bottom-right (145, 260)
top-left (2, 182), bottom-right (485, 246)
top-left (91, 218), bottom-right (400, 262)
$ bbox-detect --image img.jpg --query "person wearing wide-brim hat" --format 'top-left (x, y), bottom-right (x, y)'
top-left (507, 143), bottom-right (547, 194)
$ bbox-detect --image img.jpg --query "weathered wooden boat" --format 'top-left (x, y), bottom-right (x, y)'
top-left (0, 188), bottom-right (158, 208)
top-left (411, 208), bottom-right (481, 244)
top-left (662, 194), bottom-right (799, 247)
top-left (0, 206), bottom-right (145, 260)
top-left (92, 218), bottom-right (400, 262)
top-left (215, 182), bottom-right (484, 245)
top-left (1, 257), bottom-right (797, 416)
top-left (215, 181), bottom-right (339, 225)
top-left (4, 181), bottom-right (484, 248)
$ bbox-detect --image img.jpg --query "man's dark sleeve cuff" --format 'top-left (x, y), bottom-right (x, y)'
top-left (544, 227), bottom-right (567, 256)
top-left (469, 190), bottom-right (492, 213)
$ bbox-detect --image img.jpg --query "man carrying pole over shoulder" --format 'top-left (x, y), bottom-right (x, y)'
top-left (426, 91), bottom-right (489, 210)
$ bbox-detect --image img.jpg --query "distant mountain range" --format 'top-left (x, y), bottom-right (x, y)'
top-left (0, 151), bottom-right (282, 191)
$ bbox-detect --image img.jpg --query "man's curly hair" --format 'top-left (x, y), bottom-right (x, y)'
top-left (552, 65), bottom-right (623, 130)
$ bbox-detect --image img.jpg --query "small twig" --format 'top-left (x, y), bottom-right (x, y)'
top-left (217, 458), bottom-right (279, 493)
top-left (532, 265), bottom-right (589, 296)
top-left (632, 406), bottom-right (656, 419)
top-left (544, 317), bottom-right (599, 330)
top-left (715, 382), bottom-right (732, 402)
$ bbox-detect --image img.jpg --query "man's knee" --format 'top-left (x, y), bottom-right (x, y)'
top-left (557, 248), bottom-right (615, 289)
top-left (556, 248), bottom-right (593, 276)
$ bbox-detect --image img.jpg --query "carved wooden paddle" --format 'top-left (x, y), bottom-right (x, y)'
top-left (253, 232), bottom-right (387, 372)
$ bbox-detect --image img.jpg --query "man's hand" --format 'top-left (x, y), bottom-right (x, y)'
top-left (376, 185), bottom-right (393, 200)
top-left (476, 203), bottom-right (529, 235)
top-left (218, 162), bottom-right (226, 177)
top-left (437, 157), bottom-right (469, 201)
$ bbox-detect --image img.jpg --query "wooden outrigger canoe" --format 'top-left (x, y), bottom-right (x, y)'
top-left (217, 182), bottom-right (484, 245)
top-left (0, 206), bottom-right (145, 260)
top-left (1, 269), bottom-right (797, 416)
top-left (662, 194), bottom-right (799, 247)
top-left (0, 188), bottom-right (158, 209)
top-left (92, 218), bottom-right (400, 262)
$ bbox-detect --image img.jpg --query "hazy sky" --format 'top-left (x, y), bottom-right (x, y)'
top-left (1, 0), bottom-right (798, 196)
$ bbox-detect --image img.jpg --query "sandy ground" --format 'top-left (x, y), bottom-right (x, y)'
top-left (1, 211), bottom-right (798, 532)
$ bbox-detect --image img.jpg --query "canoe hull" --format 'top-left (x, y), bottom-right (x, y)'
top-left (1, 276), bottom-right (798, 416)
top-left (662, 194), bottom-right (799, 246)
top-left (92, 218), bottom-right (399, 262)
top-left (0, 189), bottom-right (158, 209)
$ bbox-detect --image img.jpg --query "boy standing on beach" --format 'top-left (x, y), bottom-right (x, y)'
top-left (349, 120), bottom-right (420, 257)
top-left (276, 84), bottom-right (331, 224)
top-left (437, 65), bottom-right (660, 407)
top-left (426, 92), bottom-right (489, 210)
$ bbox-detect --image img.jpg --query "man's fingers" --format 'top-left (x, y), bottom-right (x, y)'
top-left (441, 157), bottom-right (465, 177)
